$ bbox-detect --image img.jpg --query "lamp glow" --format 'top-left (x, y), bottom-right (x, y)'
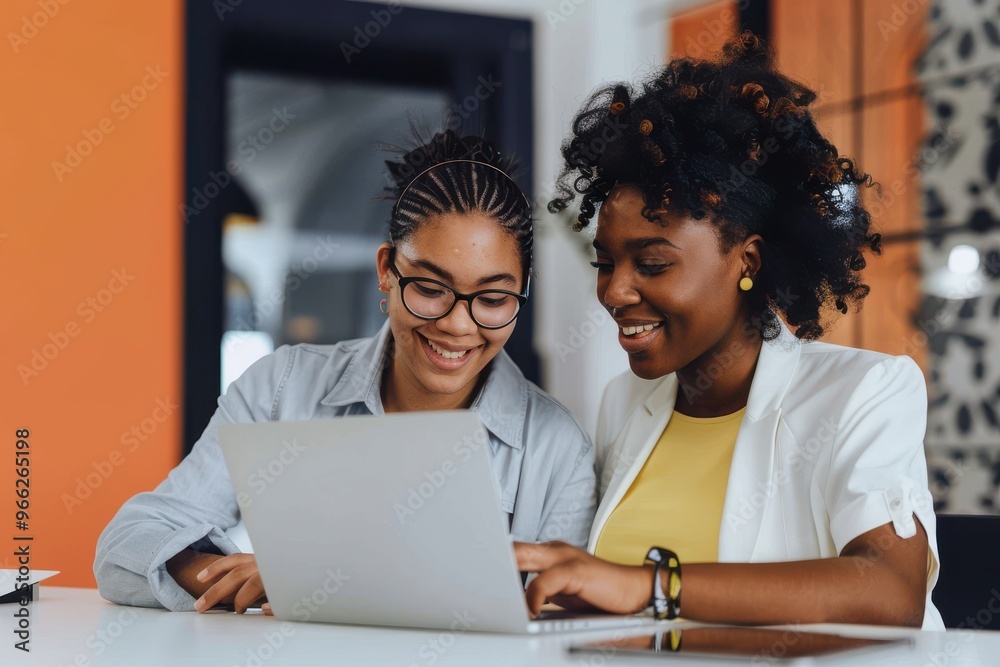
top-left (947, 245), bottom-right (980, 275)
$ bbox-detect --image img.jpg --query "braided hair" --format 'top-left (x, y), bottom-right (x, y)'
top-left (548, 32), bottom-right (881, 340)
top-left (384, 130), bottom-right (532, 279)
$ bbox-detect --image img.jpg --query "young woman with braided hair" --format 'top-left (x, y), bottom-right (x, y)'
top-left (95, 130), bottom-right (596, 614)
top-left (516, 33), bottom-right (943, 629)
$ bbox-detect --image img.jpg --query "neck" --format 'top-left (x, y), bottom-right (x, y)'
top-left (673, 314), bottom-right (764, 418)
top-left (380, 357), bottom-right (481, 414)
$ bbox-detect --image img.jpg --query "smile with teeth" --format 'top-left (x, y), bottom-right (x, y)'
top-left (620, 323), bottom-right (663, 336)
top-left (426, 338), bottom-right (471, 360)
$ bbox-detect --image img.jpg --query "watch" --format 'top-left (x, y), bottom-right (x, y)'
top-left (644, 546), bottom-right (681, 620)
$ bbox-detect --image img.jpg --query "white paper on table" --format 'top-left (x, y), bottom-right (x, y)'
top-left (0, 569), bottom-right (60, 601)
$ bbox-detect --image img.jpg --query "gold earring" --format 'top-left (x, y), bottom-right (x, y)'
top-left (379, 298), bottom-right (389, 315)
top-left (739, 276), bottom-right (753, 292)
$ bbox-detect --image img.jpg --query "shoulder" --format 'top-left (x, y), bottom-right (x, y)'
top-left (490, 352), bottom-right (592, 456)
top-left (225, 335), bottom-right (380, 415)
top-left (777, 338), bottom-right (926, 438)
top-left (787, 338), bottom-right (924, 403)
top-left (236, 338), bottom-right (358, 386)
top-left (285, 334), bottom-right (374, 376)
top-left (796, 336), bottom-right (907, 371)
top-left (524, 380), bottom-right (592, 447)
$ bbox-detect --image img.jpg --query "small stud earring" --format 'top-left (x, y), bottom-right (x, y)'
top-left (739, 277), bottom-right (754, 292)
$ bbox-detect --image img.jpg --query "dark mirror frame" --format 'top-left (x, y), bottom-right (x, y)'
top-left (183, 0), bottom-right (536, 455)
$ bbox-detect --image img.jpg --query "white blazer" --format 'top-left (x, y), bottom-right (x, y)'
top-left (588, 322), bottom-right (944, 630)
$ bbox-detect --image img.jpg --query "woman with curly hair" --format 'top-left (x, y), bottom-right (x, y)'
top-left (95, 130), bottom-right (596, 614)
top-left (516, 33), bottom-right (943, 629)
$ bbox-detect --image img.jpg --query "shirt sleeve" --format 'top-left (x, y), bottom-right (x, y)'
top-left (535, 432), bottom-right (598, 549)
top-left (824, 355), bottom-right (940, 606)
top-left (93, 347), bottom-right (293, 611)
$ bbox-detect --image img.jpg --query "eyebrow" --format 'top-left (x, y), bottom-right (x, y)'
top-left (408, 258), bottom-right (517, 287)
top-left (593, 237), bottom-right (682, 252)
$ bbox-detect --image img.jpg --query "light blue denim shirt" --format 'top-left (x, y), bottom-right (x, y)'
top-left (94, 322), bottom-right (597, 610)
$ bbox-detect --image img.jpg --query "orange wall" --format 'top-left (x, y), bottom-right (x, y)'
top-left (669, 0), bottom-right (737, 60)
top-left (0, 0), bottom-right (183, 587)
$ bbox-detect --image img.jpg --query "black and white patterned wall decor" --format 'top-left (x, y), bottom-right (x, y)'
top-left (919, 0), bottom-right (1000, 513)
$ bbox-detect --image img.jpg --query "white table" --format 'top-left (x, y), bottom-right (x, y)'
top-left (4, 587), bottom-right (999, 665)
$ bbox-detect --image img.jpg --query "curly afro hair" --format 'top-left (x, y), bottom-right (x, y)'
top-left (548, 32), bottom-right (881, 340)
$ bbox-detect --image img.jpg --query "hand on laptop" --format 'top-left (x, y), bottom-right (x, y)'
top-left (514, 541), bottom-right (652, 618)
top-left (192, 553), bottom-right (268, 614)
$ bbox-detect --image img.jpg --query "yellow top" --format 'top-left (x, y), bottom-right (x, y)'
top-left (594, 407), bottom-right (745, 566)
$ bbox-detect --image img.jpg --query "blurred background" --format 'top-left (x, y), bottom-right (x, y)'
top-left (2, 0), bottom-right (998, 589)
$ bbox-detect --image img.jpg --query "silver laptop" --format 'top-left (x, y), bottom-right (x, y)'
top-left (219, 411), bottom-right (655, 634)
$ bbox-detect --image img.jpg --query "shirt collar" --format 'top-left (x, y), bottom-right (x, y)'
top-left (320, 321), bottom-right (526, 450)
top-left (320, 321), bottom-right (393, 415)
top-left (468, 349), bottom-right (526, 450)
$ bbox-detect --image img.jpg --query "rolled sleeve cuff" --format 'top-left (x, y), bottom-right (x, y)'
top-left (147, 524), bottom-right (241, 611)
top-left (829, 483), bottom-right (942, 629)
top-left (830, 482), bottom-right (931, 553)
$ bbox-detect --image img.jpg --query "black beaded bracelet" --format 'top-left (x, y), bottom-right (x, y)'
top-left (644, 546), bottom-right (681, 620)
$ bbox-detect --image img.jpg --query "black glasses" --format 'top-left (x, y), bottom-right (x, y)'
top-left (388, 249), bottom-right (528, 330)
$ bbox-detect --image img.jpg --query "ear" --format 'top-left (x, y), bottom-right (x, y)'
top-left (376, 243), bottom-right (393, 290)
top-left (740, 234), bottom-right (763, 278)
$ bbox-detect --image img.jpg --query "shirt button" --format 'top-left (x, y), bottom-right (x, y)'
top-left (891, 499), bottom-right (902, 510)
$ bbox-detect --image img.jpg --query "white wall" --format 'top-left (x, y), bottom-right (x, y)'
top-left (392, 0), bottom-right (678, 433)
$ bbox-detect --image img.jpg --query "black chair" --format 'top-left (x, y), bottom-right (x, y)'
top-left (932, 514), bottom-right (1000, 629)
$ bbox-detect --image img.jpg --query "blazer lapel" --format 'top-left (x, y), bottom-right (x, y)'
top-left (718, 409), bottom-right (782, 561)
top-left (718, 324), bottom-right (801, 561)
top-left (587, 377), bottom-right (677, 553)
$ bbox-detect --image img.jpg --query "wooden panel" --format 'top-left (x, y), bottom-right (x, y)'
top-left (855, 98), bottom-right (927, 369)
top-left (814, 108), bottom-right (857, 166)
top-left (669, 0), bottom-right (739, 60)
top-left (810, 95), bottom-right (925, 356)
top-left (861, 94), bottom-right (927, 237)
top-left (859, 240), bottom-right (927, 371)
top-left (771, 0), bottom-right (855, 107)
top-left (703, 1), bottom-right (926, 362)
top-left (863, 0), bottom-right (929, 96)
